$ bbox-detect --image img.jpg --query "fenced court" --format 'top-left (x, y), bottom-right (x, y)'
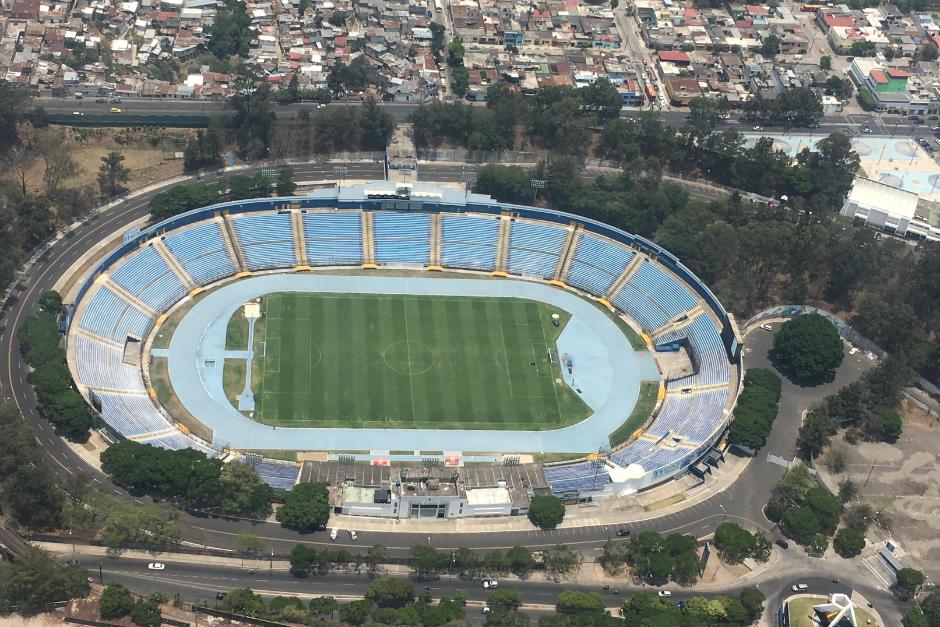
top-left (247, 292), bottom-right (590, 430)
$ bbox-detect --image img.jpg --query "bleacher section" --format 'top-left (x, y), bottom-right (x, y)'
top-left (543, 461), bottom-right (611, 494)
top-left (506, 220), bottom-right (567, 278)
top-left (164, 223), bottom-right (236, 285)
top-left (564, 234), bottom-right (636, 295)
top-left (373, 212), bottom-right (431, 264)
top-left (302, 212), bottom-right (363, 265)
top-left (440, 214), bottom-right (500, 271)
top-left (240, 460), bottom-right (301, 492)
top-left (111, 247), bottom-right (187, 311)
top-left (232, 213), bottom-right (297, 270)
top-left (72, 205), bottom-right (734, 498)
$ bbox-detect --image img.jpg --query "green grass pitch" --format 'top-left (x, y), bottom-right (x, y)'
top-left (245, 292), bottom-right (591, 430)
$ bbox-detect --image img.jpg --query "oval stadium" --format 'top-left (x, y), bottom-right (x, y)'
top-left (66, 183), bottom-right (742, 506)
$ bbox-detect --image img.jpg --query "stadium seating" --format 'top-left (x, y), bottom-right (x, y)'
top-left (164, 223), bottom-right (236, 285)
top-left (646, 389), bottom-right (729, 443)
top-left (507, 220), bottom-right (567, 278)
top-left (610, 284), bottom-right (671, 332)
top-left (564, 235), bottom-right (635, 295)
top-left (302, 212), bottom-right (363, 265)
top-left (74, 335), bottom-right (145, 392)
top-left (440, 215), bottom-right (499, 270)
top-left (94, 391), bottom-right (171, 438)
top-left (628, 261), bottom-right (697, 317)
top-left (373, 212), bottom-right (431, 264)
top-left (543, 461), bottom-right (611, 493)
top-left (80, 287), bottom-right (154, 341)
top-left (241, 460), bottom-right (300, 492)
top-left (657, 316), bottom-right (729, 388)
top-left (110, 246), bottom-right (186, 310)
top-left (233, 213), bottom-right (297, 270)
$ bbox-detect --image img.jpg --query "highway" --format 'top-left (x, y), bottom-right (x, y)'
top-left (37, 95), bottom-right (937, 139)
top-left (0, 159), bottom-right (908, 622)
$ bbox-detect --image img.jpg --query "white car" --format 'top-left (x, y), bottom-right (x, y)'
top-left (482, 606), bottom-right (491, 614)
top-left (760, 324), bottom-right (773, 331)
top-left (349, 530), bottom-right (358, 541)
top-left (862, 127), bottom-right (873, 134)
top-left (329, 528), bottom-right (338, 541)
top-left (849, 347), bottom-right (859, 356)
top-left (792, 583), bottom-right (808, 592)
top-left (866, 351), bottom-right (878, 361)
top-left (483, 580), bottom-right (498, 589)
top-left (147, 563), bottom-right (165, 570)
top-left (753, 125), bottom-right (763, 131)
top-left (657, 590), bottom-right (672, 597)
top-left (72, 111), bottom-right (84, 116)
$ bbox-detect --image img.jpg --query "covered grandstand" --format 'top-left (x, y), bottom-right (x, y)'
top-left (67, 183), bottom-right (741, 498)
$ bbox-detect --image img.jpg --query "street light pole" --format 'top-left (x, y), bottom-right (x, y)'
top-left (531, 179), bottom-right (546, 205)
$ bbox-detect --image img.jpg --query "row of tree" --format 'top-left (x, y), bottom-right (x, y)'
top-left (99, 584), bottom-right (163, 626)
top-left (598, 531), bottom-right (702, 585)
top-left (712, 523), bottom-right (772, 565)
top-left (764, 465), bottom-right (843, 554)
top-left (100, 440), bottom-right (274, 519)
top-left (17, 293), bottom-right (95, 440)
top-left (148, 171), bottom-right (296, 222)
top-left (620, 588), bottom-right (765, 627)
top-left (726, 368), bottom-right (781, 451)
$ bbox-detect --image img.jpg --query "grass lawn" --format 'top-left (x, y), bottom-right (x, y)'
top-left (608, 381), bottom-right (659, 447)
top-left (222, 360), bottom-right (246, 404)
top-left (249, 292), bottom-right (592, 430)
top-left (787, 596), bottom-right (878, 627)
top-left (226, 308), bottom-right (250, 350)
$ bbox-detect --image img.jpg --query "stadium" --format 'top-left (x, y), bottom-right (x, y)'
top-left (66, 182), bottom-right (742, 511)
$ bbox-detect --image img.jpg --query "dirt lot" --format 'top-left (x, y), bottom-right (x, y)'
top-left (9, 127), bottom-right (188, 194)
top-left (822, 398), bottom-right (940, 579)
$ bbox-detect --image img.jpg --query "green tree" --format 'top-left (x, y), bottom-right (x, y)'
top-left (366, 544), bottom-right (388, 573)
top-left (844, 504), bottom-right (874, 533)
top-left (555, 590), bottom-right (605, 615)
top-left (218, 462), bottom-right (274, 518)
top-left (130, 600), bottom-right (161, 627)
top-left (452, 546), bottom-right (479, 575)
top-left (447, 38), bottom-right (465, 67)
top-left (0, 546), bottom-right (89, 614)
top-left (782, 506), bottom-right (819, 544)
top-left (275, 168), bottom-right (296, 196)
top-left (275, 483), bottom-right (330, 532)
top-left (309, 596), bottom-right (338, 618)
top-left (473, 164), bottom-right (532, 205)
top-left (820, 55), bottom-right (832, 70)
top-left (713, 523), bottom-right (756, 564)
top-left (220, 587), bottom-right (266, 616)
top-left (359, 97), bottom-right (396, 151)
top-left (338, 599), bottom-right (372, 625)
top-left (740, 586), bottom-right (765, 622)
top-left (527, 495), bottom-right (565, 528)
top-left (895, 568), bottom-right (926, 600)
top-left (205, 0), bottom-right (253, 59)
top-left (96, 151), bottom-right (130, 198)
top-left (833, 527), bottom-right (866, 557)
top-left (773, 314), bottom-right (844, 384)
top-left (234, 531), bottom-right (264, 561)
top-left (99, 583), bottom-right (135, 619)
top-left (806, 486), bottom-right (843, 535)
top-left (451, 66), bottom-right (470, 97)
top-left (37, 290), bottom-right (62, 314)
top-left (365, 577), bottom-right (415, 608)
top-left (761, 34), bottom-right (781, 57)
top-left (505, 545), bottom-right (535, 577)
top-left (410, 545), bottom-right (448, 577)
top-left (542, 544), bottom-right (583, 577)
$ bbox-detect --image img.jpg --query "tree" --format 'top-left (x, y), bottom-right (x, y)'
top-left (0, 546), bottom-right (89, 614)
top-left (275, 483), bottom-right (330, 532)
top-left (833, 527), bottom-right (866, 558)
top-left (366, 544), bottom-right (387, 573)
top-left (309, 596), bottom-right (338, 618)
top-left (447, 38), bottom-right (465, 67)
top-left (97, 151), bottom-right (130, 198)
top-left (220, 587), bottom-right (265, 616)
top-left (359, 98), bottom-right (396, 151)
top-left (205, 0), bottom-right (253, 59)
top-left (452, 546), bottom-right (479, 575)
top-left (844, 503), bottom-right (874, 533)
top-left (838, 479), bottom-right (858, 502)
top-left (410, 545), bottom-right (448, 577)
top-left (920, 44), bottom-right (939, 62)
top-left (99, 583), bottom-right (135, 619)
top-left (528, 495), bottom-right (565, 528)
top-left (740, 586), bottom-right (765, 622)
top-left (905, 604), bottom-right (929, 627)
top-left (365, 577), bottom-right (415, 608)
top-left (182, 128), bottom-right (224, 171)
top-left (130, 600), bottom-right (161, 627)
top-left (37, 290), bottom-right (62, 315)
top-left (761, 34), bottom-right (781, 57)
top-left (806, 486), bottom-right (843, 535)
top-left (713, 523), bottom-right (756, 564)
top-left (338, 599), bottom-right (372, 625)
top-left (782, 506), bottom-right (819, 544)
top-left (895, 568), bottom-right (926, 600)
top-left (38, 130), bottom-right (79, 199)
top-left (820, 55), bottom-right (832, 70)
top-left (234, 531), bottom-right (264, 562)
top-left (542, 544), bottom-right (583, 578)
top-left (728, 368), bottom-right (782, 450)
top-left (773, 314), bottom-right (844, 385)
top-left (506, 546), bottom-right (535, 577)
top-left (2, 464), bottom-right (63, 531)
top-left (555, 590), bottom-right (605, 615)
top-left (451, 66), bottom-right (470, 97)
top-left (275, 168), bottom-right (296, 196)
top-left (218, 463), bottom-right (274, 518)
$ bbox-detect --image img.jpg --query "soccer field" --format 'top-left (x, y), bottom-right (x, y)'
top-left (245, 292), bottom-right (591, 430)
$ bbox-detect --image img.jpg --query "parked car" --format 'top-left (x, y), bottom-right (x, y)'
top-left (349, 530), bottom-right (358, 541)
top-left (760, 324), bottom-right (773, 331)
top-left (616, 528), bottom-right (631, 537)
top-left (792, 583), bottom-right (808, 592)
top-left (862, 127), bottom-right (872, 134)
top-left (483, 580), bottom-right (498, 589)
top-left (658, 590), bottom-right (672, 597)
top-left (216, 592), bottom-right (226, 600)
top-left (329, 528), bottom-right (338, 541)
top-left (849, 347), bottom-right (859, 356)
top-left (110, 107), bottom-right (122, 113)
top-left (147, 563), bottom-right (165, 570)
top-left (775, 539), bottom-right (789, 549)
top-left (752, 125), bottom-right (763, 131)
top-left (72, 111), bottom-right (84, 116)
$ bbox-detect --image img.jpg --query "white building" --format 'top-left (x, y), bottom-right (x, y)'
top-left (840, 176), bottom-right (940, 242)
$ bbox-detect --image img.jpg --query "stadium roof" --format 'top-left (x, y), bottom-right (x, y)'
top-left (846, 177), bottom-right (919, 222)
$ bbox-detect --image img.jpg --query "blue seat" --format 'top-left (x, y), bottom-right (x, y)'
top-left (373, 213), bottom-right (431, 264)
top-left (302, 212), bottom-right (363, 265)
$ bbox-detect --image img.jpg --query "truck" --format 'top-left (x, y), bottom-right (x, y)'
top-left (434, 0), bottom-right (442, 12)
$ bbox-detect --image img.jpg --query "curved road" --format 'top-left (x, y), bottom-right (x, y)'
top-left (0, 165), bottom-right (905, 621)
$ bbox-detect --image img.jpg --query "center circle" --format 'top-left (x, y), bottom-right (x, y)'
top-left (383, 340), bottom-right (434, 375)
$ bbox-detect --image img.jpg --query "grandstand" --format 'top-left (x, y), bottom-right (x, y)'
top-left (67, 184), bottom-right (741, 498)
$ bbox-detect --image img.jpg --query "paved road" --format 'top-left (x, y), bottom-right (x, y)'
top-left (37, 96), bottom-right (934, 138)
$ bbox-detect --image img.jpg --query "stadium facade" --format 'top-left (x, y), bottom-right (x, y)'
top-left (66, 183), bottom-right (742, 510)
